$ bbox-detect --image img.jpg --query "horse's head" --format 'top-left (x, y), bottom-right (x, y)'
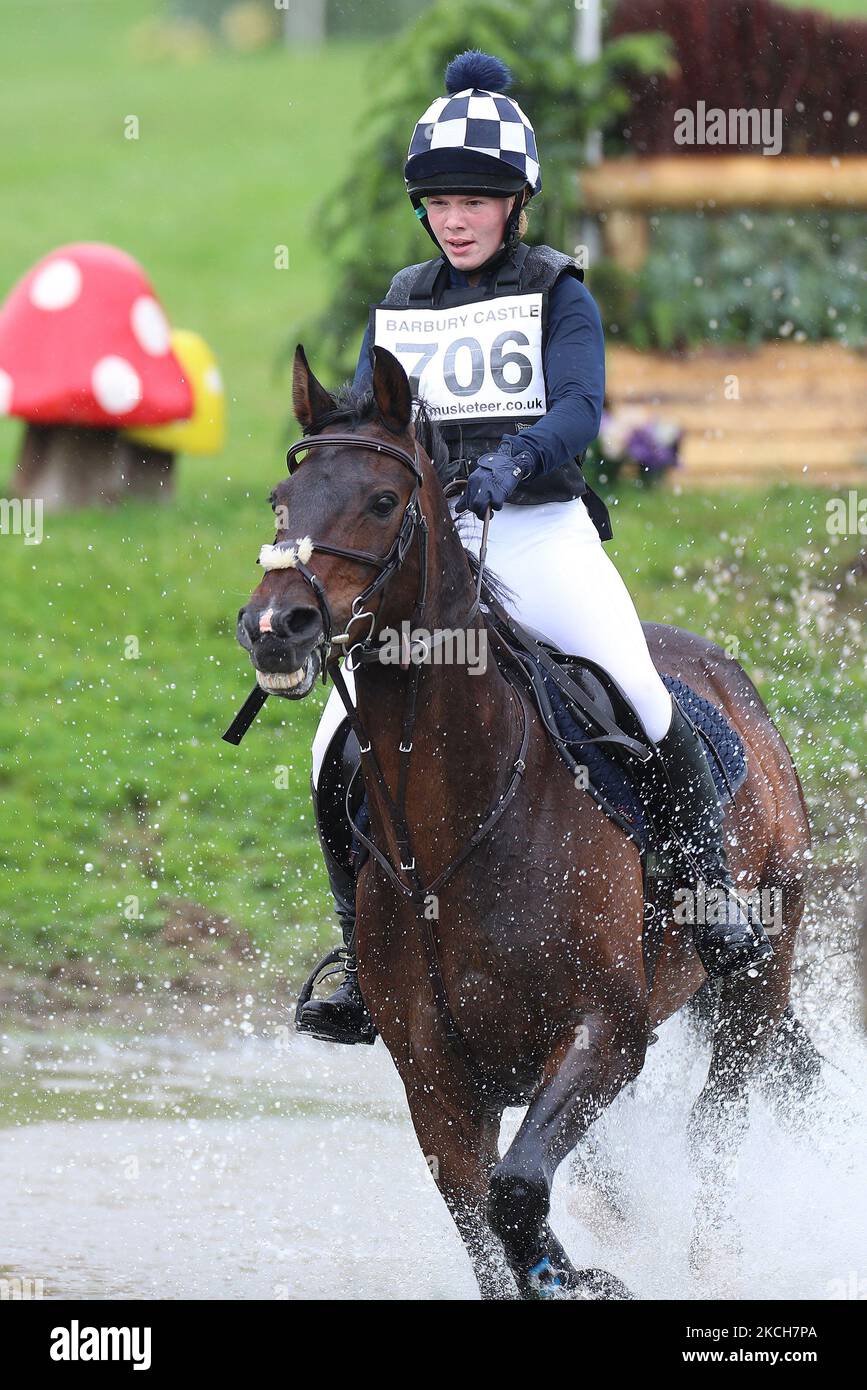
top-left (236, 344), bottom-right (428, 700)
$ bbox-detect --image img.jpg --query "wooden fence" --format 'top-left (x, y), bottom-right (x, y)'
top-left (583, 156), bottom-right (867, 484)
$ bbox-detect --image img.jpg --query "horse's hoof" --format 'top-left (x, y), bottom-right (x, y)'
top-left (526, 1260), bottom-right (635, 1301)
top-left (574, 1267), bottom-right (636, 1300)
top-left (525, 1256), bottom-right (572, 1295)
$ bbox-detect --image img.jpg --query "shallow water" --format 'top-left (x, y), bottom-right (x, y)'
top-left (1, 957), bottom-right (865, 1302)
top-left (0, 1028), bottom-right (477, 1300)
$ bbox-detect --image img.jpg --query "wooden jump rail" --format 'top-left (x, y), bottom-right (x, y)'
top-left (582, 154), bottom-right (867, 211)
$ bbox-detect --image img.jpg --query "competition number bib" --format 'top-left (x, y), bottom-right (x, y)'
top-left (372, 292), bottom-right (546, 424)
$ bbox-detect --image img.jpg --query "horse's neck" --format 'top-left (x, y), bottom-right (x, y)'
top-left (353, 491), bottom-right (520, 874)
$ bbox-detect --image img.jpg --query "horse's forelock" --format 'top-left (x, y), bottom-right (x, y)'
top-left (300, 382), bottom-right (450, 485)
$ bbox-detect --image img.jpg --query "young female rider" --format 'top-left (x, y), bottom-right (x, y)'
top-left (297, 50), bottom-right (771, 1045)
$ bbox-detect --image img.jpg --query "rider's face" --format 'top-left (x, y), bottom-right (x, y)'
top-left (425, 194), bottom-right (516, 271)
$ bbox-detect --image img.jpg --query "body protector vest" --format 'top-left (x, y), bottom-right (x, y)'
top-left (369, 242), bottom-right (612, 538)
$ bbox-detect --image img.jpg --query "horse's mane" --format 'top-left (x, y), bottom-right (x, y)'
top-left (304, 383), bottom-right (514, 608)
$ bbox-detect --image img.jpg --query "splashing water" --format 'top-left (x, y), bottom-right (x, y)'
top-left (1, 929), bottom-right (864, 1301)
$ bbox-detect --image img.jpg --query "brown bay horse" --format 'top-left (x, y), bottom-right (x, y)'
top-left (233, 345), bottom-right (816, 1299)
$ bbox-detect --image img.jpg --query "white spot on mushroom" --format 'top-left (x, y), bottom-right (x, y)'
top-left (0, 369), bottom-right (12, 415)
top-left (130, 295), bottom-right (171, 356)
top-left (205, 366), bottom-right (223, 393)
top-left (91, 355), bottom-right (142, 415)
top-left (30, 257), bottom-right (82, 311)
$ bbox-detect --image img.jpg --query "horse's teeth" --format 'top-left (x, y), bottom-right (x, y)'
top-left (257, 667), bottom-right (305, 690)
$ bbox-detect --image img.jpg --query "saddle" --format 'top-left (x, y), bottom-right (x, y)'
top-left (486, 611), bottom-right (747, 854)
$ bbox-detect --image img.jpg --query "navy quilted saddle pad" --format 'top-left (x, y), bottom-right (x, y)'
top-left (542, 671), bottom-right (748, 851)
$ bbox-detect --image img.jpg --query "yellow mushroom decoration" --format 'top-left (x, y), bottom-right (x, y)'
top-left (123, 328), bottom-right (225, 457)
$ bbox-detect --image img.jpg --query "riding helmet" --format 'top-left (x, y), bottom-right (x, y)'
top-left (404, 50), bottom-right (542, 252)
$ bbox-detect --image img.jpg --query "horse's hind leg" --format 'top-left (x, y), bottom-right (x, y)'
top-left (488, 1003), bottom-right (647, 1300)
top-left (686, 981), bottom-right (752, 1279)
top-left (687, 949), bottom-right (794, 1280)
top-left (691, 856), bottom-right (805, 1278)
top-left (754, 1006), bottom-right (825, 1131)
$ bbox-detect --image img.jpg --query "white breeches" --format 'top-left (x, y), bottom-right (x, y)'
top-left (311, 497), bottom-right (673, 788)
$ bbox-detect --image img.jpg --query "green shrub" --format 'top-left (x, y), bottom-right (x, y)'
top-left (597, 210), bottom-right (867, 350)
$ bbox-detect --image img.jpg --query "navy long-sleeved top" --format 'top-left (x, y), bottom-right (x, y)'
top-left (353, 257), bottom-right (606, 475)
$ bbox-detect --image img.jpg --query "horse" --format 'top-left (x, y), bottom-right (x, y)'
top-left (232, 343), bottom-right (817, 1299)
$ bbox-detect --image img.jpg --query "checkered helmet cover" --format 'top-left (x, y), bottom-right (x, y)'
top-left (405, 56), bottom-right (542, 197)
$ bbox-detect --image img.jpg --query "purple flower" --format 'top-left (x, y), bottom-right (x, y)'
top-left (626, 423), bottom-right (681, 472)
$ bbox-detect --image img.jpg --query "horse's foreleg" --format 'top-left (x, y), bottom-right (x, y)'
top-left (488, 1007), bottom-right (647, 1299)
top-left (752, 869), bottom-right (822, 1129)
top-left (404, 1088), bottom-right (515, 1300)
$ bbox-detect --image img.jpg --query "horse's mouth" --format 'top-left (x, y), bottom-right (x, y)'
top-left (254, 648), bottom-right (320, 699)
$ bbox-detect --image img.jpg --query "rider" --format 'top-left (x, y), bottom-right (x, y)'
top-left (297, 49), bottom-right (772, 1045)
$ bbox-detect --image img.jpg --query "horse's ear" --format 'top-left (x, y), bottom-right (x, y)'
top-left (372, 345), bottom-right (413, 434)
top-left (292, 344), bottom-right (336, 431)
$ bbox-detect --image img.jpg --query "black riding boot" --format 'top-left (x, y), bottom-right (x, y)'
top-left (296, 745), bottom-right (376, 1045)
top-left (652, 697), bottom-right (774, 979)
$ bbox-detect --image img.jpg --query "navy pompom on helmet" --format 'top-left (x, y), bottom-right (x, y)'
top-left (405, 50), bottom-right (542, 230)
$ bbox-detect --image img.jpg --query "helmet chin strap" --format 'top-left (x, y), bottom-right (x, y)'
top-left (472, 196), bottom-right (524, 275)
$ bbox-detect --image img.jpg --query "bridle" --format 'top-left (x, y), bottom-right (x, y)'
top-left (222, 430), bottom-right (428, 743)
top-left (223, 426), bottom-right (531, 1054)
top-left (224, 428), bottom-right (497, 742)
top-left (263, 431), bottom-right (428, 666)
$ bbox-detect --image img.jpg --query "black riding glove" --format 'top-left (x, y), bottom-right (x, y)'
top-left (454, 442), bottom-right (539, 519)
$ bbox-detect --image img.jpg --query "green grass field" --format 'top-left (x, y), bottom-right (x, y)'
top-left (780, 0), bottom-right (867, 15)
top-left (0, 1), bottom-right (865, 997)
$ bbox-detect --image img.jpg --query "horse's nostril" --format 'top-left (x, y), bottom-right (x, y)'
top-left (238, 606), bottom-right (258, 643)
top-left (285, 606), bottom-right (320, 638)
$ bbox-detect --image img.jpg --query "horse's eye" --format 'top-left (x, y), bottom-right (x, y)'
top-left (371, 493), bottom-right (399, 517)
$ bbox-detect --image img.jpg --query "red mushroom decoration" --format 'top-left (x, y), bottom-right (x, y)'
top-left (0, 243), bottom-right (193, 507)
